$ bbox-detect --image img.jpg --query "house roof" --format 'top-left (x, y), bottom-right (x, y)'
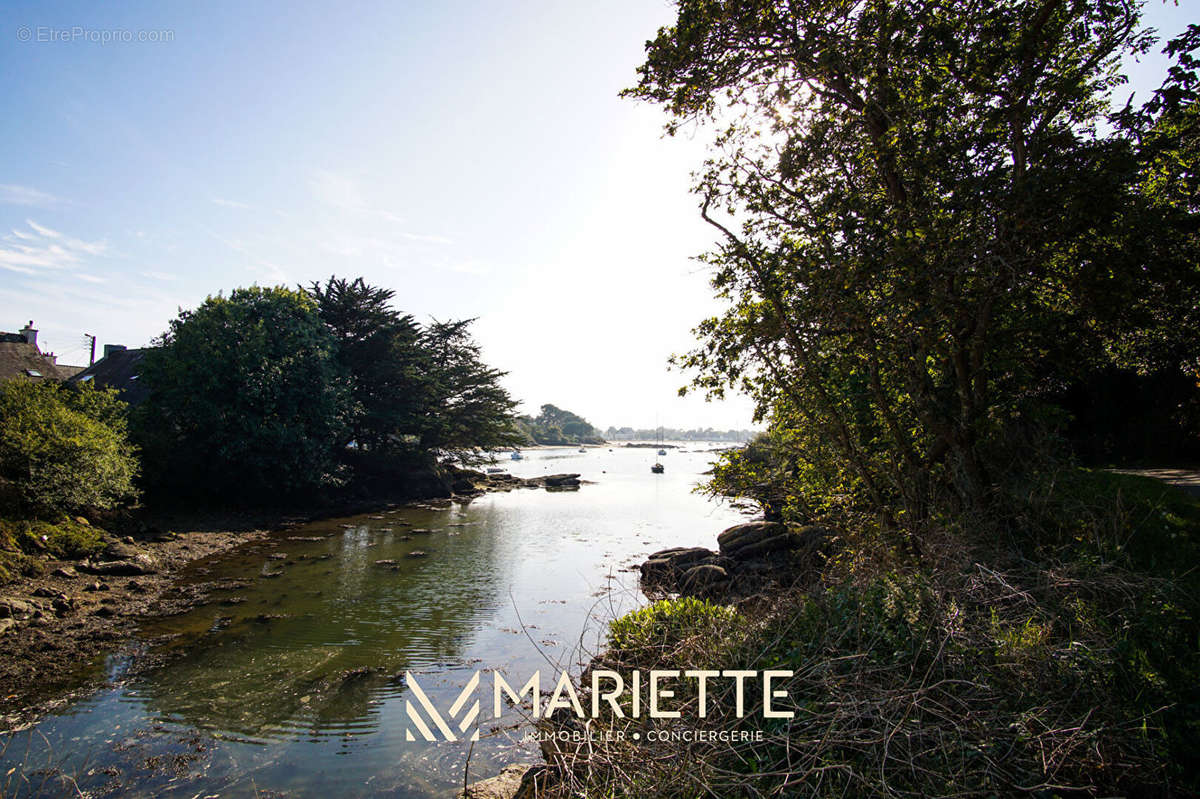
top-left (68, 348), bottom-right (151, 405)
top-left (57, 364), bottom-right (87, 379)
top-left (0, 340), bottom-right (67, 383)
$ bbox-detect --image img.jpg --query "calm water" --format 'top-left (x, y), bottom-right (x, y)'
top-left (0, 445), bottom-right (745, 798)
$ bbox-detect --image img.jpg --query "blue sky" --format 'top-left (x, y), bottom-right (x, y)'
top-left (0, 1), bottom-right (1193, 429)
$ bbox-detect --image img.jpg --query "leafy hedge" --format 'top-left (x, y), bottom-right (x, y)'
top-left (0, 379), bottom-right (138, 517)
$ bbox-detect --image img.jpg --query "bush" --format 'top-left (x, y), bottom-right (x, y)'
top-left (553, 474), bottom-right (1200, 797)
top-left (0, 517), bottom-right (105, 583)
top-left (608, 597), bottom-right (745, 663)
top-left (0, 379), bottom-right (139, 516)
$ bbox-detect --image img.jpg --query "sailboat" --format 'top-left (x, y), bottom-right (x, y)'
top-left (651, 424), bottom-right (666, 473)
top-left (510, 449), bottom-right (523, 460)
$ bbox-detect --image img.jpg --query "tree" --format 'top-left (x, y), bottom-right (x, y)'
top-left (627, 0), bottom-right (1200, 536)
top-left (414, 319), bottom-right (523, 463)
top-left (535, 404), bottom-right (600, 443)
top-left (0, 379), bottom-right (139, 516)
top-left (306, 277), bottom-right (523, 465)
top-left (136, 286), bottom-right (351, 500)
top-left (307, 276), bottom-right (426, 451)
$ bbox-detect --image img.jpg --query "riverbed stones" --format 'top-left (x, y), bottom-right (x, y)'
top-left (83, 552), bottom-right (159, 576)
top-left (51, 594), bottom-right (75, 616)
top-left (0, 597), bottom-right (36, 619)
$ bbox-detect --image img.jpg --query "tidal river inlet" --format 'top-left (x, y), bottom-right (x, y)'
top-left (0, 445), bottom-right (745, 798)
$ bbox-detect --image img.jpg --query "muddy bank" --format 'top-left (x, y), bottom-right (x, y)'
top-left (0, 522), bottom-right (271, 729)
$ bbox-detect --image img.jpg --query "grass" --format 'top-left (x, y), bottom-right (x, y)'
top-left (544, 469), bottom-right (1200, 797)
top-left (0, 516), bottom-right (106, 583)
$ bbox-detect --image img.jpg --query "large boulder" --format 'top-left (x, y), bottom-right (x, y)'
top-left (103, 541), bottom-right (140, 560)
top-left (640, 547), bottom-right (720, 586)
top-left (543, 473), bottom-right (581, 488)
top-left (679, 563), bottom-right (730, 595)
top-left (450, 477), bottom-right (477, 494)
top-left (84, 552), bottom-right (159, 576)
top-left (717, 521), bottom-right (800, 560)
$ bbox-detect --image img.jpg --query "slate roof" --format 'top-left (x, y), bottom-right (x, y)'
top-left (68, 348), bottom-right (151, 405)
top-left (0, 339), bottom-right (67, 382)
top-left (56, 364), bottom-right (87, 379)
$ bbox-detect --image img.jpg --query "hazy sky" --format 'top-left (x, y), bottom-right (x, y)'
top-left (0, 1), bottom-right (1192, 430)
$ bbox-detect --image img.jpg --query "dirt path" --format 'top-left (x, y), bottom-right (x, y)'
top-left (1112, 468), bottom-right (1200, 497)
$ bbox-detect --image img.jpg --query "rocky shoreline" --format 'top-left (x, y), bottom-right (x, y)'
top-left (639, 520), bottom-right (835, 602)
top-left (0, 468), bottom-right (584, 731)
top-left (461, 517), bottom-right (837, 799)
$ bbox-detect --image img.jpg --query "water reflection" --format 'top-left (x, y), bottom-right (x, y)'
top-left (134, 511), bottom-right (511, 741)
top-left (1, 445), bottom-right (746, 798)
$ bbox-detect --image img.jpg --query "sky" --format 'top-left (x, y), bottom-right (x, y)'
top-left (0, 1), bottom-right (1193, 431)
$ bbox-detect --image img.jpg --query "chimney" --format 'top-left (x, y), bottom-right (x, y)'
top-left (103, 344), bottom-right (127, 359)
top-left (19, 321), bottom-right (37, 350)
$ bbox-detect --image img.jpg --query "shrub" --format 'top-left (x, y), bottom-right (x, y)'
top-left (0, 379), bottom-right (139, 516)
top-left (0, 517), bottom-right (105, 583)
top-left (608, 597), bottom-right (745, 664)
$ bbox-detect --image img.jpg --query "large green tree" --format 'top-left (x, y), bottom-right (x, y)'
top-left (306, 277), bottom-right (523, 465)
top-left (307, 276), bottom-right (426, 451)
top-left (136, 286), bottom-right (351, 500)
top-left (628, 0), bottom-right (1200, 534)
top-left (414, 318), bottom-right (523, 463)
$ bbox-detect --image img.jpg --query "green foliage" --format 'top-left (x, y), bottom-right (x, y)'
top-left (136, 285), bottom-right (351, 501)
top-left (414, 319), bottom-right (524, 462)
top-left (0, 517), bottom-right (105, 559)
top-left (517, 404), bottom-right (602, 445)
top-left (307, 278), bottom-right (523, 466)
top-left (0, 517), bottom-right (106, 583)
top-left (605, 426), bottom-right (753, 442)
top-left (0, 379), bottom-right (139, 516)
top-left (580, 541), bottom-right (1200, 796)
top-left (307, 276), bottom-right (426, 452)
top-left (608, 597), bottom-right (742, 655)
top-left (629, 0), bottom-right (1200, 537)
